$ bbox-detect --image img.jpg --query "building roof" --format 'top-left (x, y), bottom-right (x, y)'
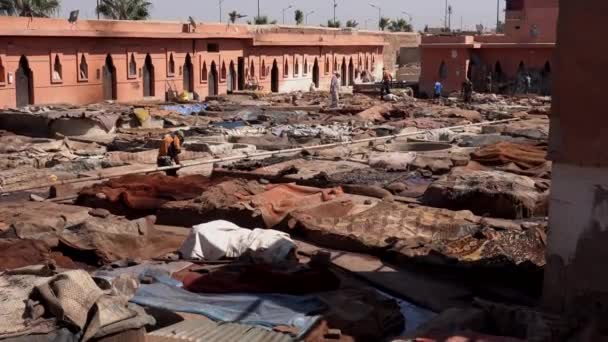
top-left (0, 17), bottom-right (398, 47)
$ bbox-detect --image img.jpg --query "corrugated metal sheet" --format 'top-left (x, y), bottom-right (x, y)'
top-left (148, 319), bottom-right (294, 342)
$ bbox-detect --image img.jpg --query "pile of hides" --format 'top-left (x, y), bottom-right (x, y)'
top-left (0, 266), bottom-right (154, 341)
top-left (422, 168), bottom-right (549, 219)
top-left (470, 141), bottom-right (550, 178)
top-left (0, 202), bottom-right (184, 266)
top-left (178, 220), bottom-right (296, 263)
top-left (289, 200), bottom-right (546, 267)
top-left (181, 263), bottom-right (340, 295)
top-left (247, 183), bottom-right (344, 228)
top-left (78, 174), bottom-right (216, 210)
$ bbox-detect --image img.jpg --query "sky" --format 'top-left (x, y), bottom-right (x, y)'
top-left (58, 0), bottom-right (503, 31)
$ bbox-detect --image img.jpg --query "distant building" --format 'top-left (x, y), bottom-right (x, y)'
top-left (419, 0), bottom-right (558, 96)
top-left (0, 17), bottom-right (414, 107)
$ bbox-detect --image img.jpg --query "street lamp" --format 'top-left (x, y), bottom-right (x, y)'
top-left (305, 10), bottom-right (315, 25)
top-left (282, 5), bottom-right (293, 24)
top-left (219, 0), bottom-right (225, 23)
top-left (369, 3), bottom-right (381, 30)
top-left (332, 0), bottom-right (338, 23)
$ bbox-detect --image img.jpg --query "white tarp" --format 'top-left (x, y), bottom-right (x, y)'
top-left (178, 220), bottom-right (295, 263)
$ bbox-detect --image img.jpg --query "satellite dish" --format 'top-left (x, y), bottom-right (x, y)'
top-left (189, 16), bottom-right (197, 30)
top-left (68, 10), bottom-right (79, 24)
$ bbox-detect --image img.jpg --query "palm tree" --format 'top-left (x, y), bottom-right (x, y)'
top-left (0, 0), bottom-right (60, 17)
top-left (228, 10), bottom-right (245, 23)
top-left (294, 9), bottom-right (303, 25)
top-left (326, 19), bottom-right (341, 28)
top-left (345, 19), bottom-right (358, 28)
top-left (388, 18), bottom-right (413, 32)
top-left (249, 15), bottom-right (276, 25)
top-left (96, 0), bottom-right (151, 20)
top-left (379, 17), bottom-right (390, 31)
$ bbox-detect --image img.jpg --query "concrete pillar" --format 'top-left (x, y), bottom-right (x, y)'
top-left (543, 0), bottom-right (608, 321)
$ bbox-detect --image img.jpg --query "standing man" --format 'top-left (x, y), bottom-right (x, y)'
top-left (330, 72), bottom-right (340, 108)
top-left (486, 74), bottom-right (493, 93)
top-left (157, 130), bottom-right (185, 177)
top-left (462, 78), bottom-right (473, 103)
top-left (525, 74), bottom-right (532, 94)
top-left (381, 68), bottom-right (393, 98)
top-left (434, 80), bottom-right (443, 100)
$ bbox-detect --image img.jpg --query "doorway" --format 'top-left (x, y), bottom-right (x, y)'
top-left (208, 61), bottom-right (218, 96)
top-left (237, 57), bottom-right (245, 91)
top-left (103, 54), bottom-right (117, 101)
top-left (227, 61), bottom-right (236, 93)
top-left (312, 58), bottom-right (320, 88)
top-left (143, 54), bottom-right (155, 97)
top-left (541, 61), bottom-right (551, 96)
top-left (348, 58), bottom-right (354, 86)
top-left (271, 59), bottom-right (279, 93)
top-left (183, 54), bottom-right (194, 93)
top-left (341, 58), bottom-right (347, 86)
top-left (15, 55), bottom-right (33, 107)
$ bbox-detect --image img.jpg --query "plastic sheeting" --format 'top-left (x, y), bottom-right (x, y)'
top-left (130, 283), bottom-right (323, 339)
top-left (178, 220), bottom-right (295, 263)
top-left (162, 104), bottom-right (208, 116)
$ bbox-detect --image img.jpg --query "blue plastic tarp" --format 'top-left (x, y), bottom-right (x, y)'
top-left (162, 104), bottom-right (208, 116)
top-left (130, 283), bottom-right (323, 338)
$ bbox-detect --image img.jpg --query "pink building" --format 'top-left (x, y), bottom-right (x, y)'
top-left (419, 0), bottom-right (558, 96)
top-left (0, 17), bottom-right (390, 107)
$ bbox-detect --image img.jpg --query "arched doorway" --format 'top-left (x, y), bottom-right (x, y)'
top-left (103, 54), bottom-right (117, 101)
top-left (312, 58), bottom-right (320, 88)
top-left (143, 54), bottom-right (155, 97)
top-left (271, 59), bottom-right (279, 93)
top-left (227, 61), bottom-right (236, 93)
top-left (341, 58), bottom-right (347, 86)
top-left (348, 58), bottom-right (354, 86)
top-left (208, 61), bottom-right (218, 96)
top-left (541, 61), bottom-right (551, 96)
top-left (183, 54), bottom-right (194, 93)
top-left (15, 55), bottom-right (33, 107)
top-left (439, 61), bottom-right (448, 80)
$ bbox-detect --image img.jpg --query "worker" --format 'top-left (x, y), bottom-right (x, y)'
top-left (525, 74), bottom-right (532, 94)
top-left (157, 130), bottom-right (185, 177)
top-left (462, 78), bottom-right (473, 103)
top-left (381, 68), bottom-right (393, 98)
top-left (486, 74), bottom-right (493, 93)
top-left (434, 81), bottom-right (443, 100)
top-left (330, 72), bottom-right (340, 108)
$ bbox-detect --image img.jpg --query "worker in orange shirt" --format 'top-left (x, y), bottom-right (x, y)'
top-left (157, 130), bottom-right (185, 176)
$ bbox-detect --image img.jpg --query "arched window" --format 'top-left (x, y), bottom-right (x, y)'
top-left (0, 57), bottom-right (6, 83)
top-left (261, 60), bottom-right (266, 78)
top-left (439, 61), bottom-right (448, 80)
top-left (284, 59), bottom-right (289, 77)
top-left (53, 54), bottom-right (62, 82)
top-left (294, 58), bottom-right (299, 77)
top-left (334, 58), bottom-right (337, 72)
top-left (221, 62), bottom-right (227, 80)
top-left (303, 59), bottom-right (308, 75)
top-left (79, 54), bottom-right (88, 80)
top-left (325, 57), bottom-right (329, 74)
top-left (201, 62), bottom-right (208, 82)
top-left (128, 53), bottom-right (137, 77)
top-left (168, 53), bottom-right (175, 76)
top-left (250, 60), bottom-right (255, 78)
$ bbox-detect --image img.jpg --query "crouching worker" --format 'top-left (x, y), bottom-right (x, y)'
top-left (157, 130), bottom-right (185, 176)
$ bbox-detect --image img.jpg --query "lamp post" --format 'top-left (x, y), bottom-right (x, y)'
top-left (369, 3), bottom-right (381, 30)
top-left (282, 5), bottom-right (293, 25)
top-left (219, 0), bottom-right (225, 23)
top-left (258, 0), bottom-right (260, 19)
top-left (332, 0), bottom-right (338, 23)
top-left (96, 0), bottom-right (99, 19)
top-left (305, 10), bottom-right (315, 25)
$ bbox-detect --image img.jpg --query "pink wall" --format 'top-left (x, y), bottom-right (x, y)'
top-left (0, 17), bottom-right (386, 107)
